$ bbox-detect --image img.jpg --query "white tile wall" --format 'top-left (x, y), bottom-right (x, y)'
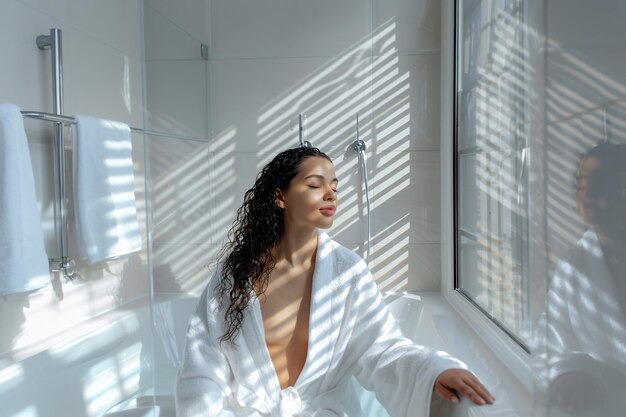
top-left (210, 0), bottom-right (372, 59)
top-left (206, 0), bottom-right (444, 292)
top-left (210, 56), bottom-right (372, 154)
top-left (145, 0), bottom-right (209, 45)
top-left (149, 137), bottom-right (210, 247)
top-left (144, 5), bottom-right (204, 61)
top-left (63, 29), bottom-right (143, 126)
top-left (372, 54), bottom-right (441, 151)
top-left (152, 243), bottom-right (218, 293)
top-left (373, 0), bottom-right (441, 55)
top-left (372, 243), bottom-right (441, 292)
top-left (17, 0), bottom-right (142, 58)
top-left (370, 151), bottom-right (440, 245)
top-left (0, 0), bottom-right (62, 112)
top-left (145, 60), bottom-right (208, 138)
top-left (145, 0), bottom-right (445, 293)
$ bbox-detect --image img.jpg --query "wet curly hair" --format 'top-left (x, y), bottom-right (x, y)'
top-left (216, 147), bottom-right (332, 344)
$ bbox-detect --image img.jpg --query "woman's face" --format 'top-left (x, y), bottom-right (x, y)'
top-left (575, 155), bottom-right (626, 229)
top-left (276, 156), bottom-right (338, 230)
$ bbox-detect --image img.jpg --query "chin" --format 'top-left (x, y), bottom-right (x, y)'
top-left (317, 220), bottom-right (334, 229)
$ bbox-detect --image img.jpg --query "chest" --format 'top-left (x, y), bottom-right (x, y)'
top-left (258, 266), bottom-right (313, 387)
top-left (258, 266), bottom-right (313, 336)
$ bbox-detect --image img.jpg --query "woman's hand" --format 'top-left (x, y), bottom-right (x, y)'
top-left (434, 369), bottom-right (495, 405)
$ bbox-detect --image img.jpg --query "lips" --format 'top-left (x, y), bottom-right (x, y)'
top-left (319, 206), bottom-right (335, 216)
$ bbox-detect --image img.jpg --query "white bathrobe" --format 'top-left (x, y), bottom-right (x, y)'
top-left (535, 228), bottom-right (626, 415)
top-left (176, 231), bottom-right (465, 417)
top-left (543, 228), bottom-right (626, 368)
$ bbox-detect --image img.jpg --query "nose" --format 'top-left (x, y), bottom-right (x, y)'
top-left (324, 184), bottom-right (336, 201)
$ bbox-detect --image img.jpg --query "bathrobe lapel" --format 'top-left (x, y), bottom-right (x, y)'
top-left (231, 230), bottom-right (339, 411)
top-left (235, 299), bottom-right (280, 413)
top-left (296, 230), bottom-right (338, 388)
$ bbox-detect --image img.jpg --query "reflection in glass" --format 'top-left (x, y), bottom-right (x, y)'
top-left (538, 142), bottom-right (626, 416)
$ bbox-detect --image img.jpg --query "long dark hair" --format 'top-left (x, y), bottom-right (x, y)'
top-left (575, 141), bottom-right (626, 229)
top-left (216, 147), bottom-right (332, 344)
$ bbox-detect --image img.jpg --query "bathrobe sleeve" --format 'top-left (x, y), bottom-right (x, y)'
top-left (346, 257), bottom-right (466, 417)
top-left (175, 268), bottom-right (262, 417)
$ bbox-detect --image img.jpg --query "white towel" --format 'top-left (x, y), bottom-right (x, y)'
top-left (73, 115), bottom-right (141, 263)
top-left (0, 104), bottom-right (50, 296)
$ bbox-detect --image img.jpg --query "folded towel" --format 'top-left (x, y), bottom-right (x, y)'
top-left (73, 115), bottom-right (141, 263)
top-left (0, 104), bottom-right (50, 296)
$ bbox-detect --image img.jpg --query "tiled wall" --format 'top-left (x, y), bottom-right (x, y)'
top-left (146, 0), bottom-right (445, 294)
top-left (0, 0), bottom-right (145, 361)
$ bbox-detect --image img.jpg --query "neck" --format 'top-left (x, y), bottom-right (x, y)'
top-left (273, 227), bottom-right (318, 268)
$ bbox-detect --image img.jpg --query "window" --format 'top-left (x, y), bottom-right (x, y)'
top-left (454, 0), bottom-right (531, 347)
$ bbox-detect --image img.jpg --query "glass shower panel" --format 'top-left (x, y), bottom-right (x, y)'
top-left (141, 1), bottom-right (211, 412)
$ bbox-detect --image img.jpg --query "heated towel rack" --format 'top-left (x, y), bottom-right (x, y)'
top-left (31, 28), bottom-right (206, 280)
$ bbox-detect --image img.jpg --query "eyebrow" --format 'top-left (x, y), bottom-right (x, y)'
top-left (304, 174), bottom-right (338, 183)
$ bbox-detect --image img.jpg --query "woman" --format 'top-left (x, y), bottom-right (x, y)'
top-left (539, 142), bottom-right (626, 412)
top-left (176, 147), bottom-right (494, 417)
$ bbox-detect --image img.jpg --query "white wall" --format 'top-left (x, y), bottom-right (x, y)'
top-left (146, 0), bottom-right (445, 294)
top-left (0, 1), bottom-right (147, 415)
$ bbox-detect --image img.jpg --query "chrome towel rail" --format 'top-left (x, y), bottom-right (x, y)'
top-left (21, 109), bottom-right (208, 280)
top-left (21, 110), bottom-right (208, 142)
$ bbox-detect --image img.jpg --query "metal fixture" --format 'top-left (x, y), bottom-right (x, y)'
top-left (21, 111), bottom-right (204, 142)
top-left (351, 113), bottom-right (371, 261)
top-left (298, 113), bottom-right (312, 148)
top-left (36, 28), bottom-right (75, 279)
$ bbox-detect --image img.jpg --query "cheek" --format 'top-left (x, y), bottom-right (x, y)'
top-left (286, 191), bottom-right (318, 212)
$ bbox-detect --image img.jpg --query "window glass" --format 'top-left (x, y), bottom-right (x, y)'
top-left (455, 0), bottom-right (531, 346)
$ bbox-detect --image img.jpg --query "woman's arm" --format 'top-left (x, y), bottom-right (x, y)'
top-left (347, 260), bottom-right (492, 416)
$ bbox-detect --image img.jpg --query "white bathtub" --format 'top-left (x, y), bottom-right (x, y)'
top-left (0, 293), bottom-right (529, 417)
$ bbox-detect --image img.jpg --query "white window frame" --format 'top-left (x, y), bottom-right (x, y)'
top-left (439, 0), bottom-right (534, 391)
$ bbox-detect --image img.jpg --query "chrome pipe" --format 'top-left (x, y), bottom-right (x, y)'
top-left (298, 113), bottom-right (312, 148)
top-left (351, 114), bottom-right (371, 261)
top-left (37, 29), bottom-right (74, 279)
